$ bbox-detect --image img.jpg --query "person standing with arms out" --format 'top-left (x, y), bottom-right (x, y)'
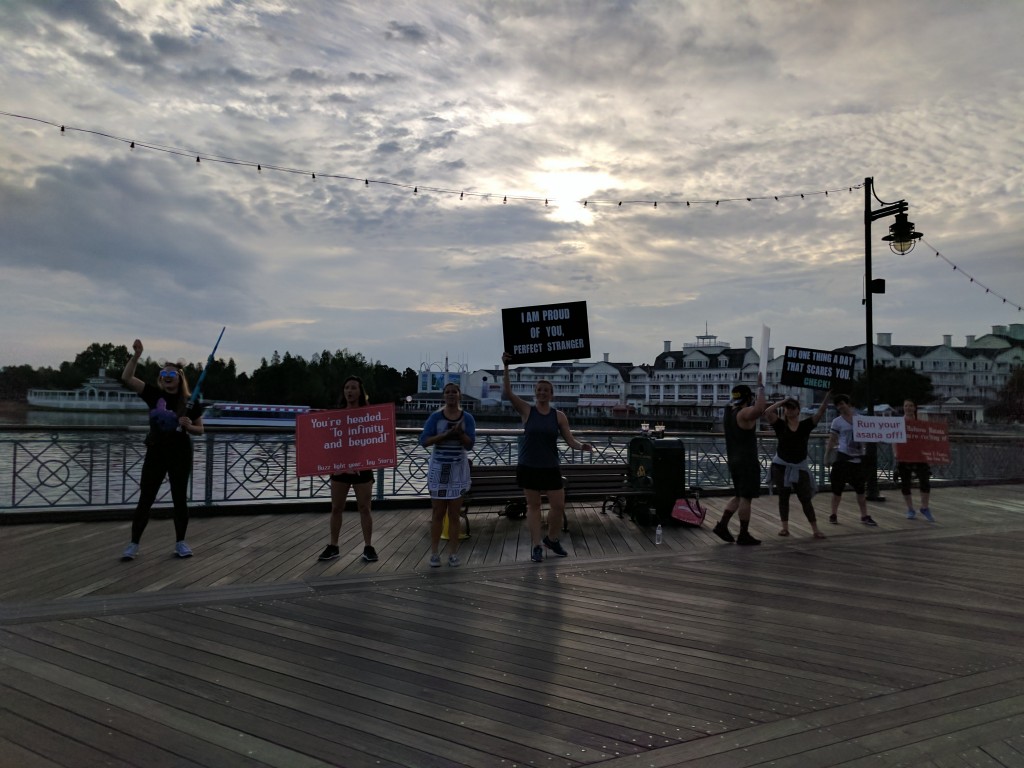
top-left (419, 383), bottom-right (477, 567)
top-left (765, 393), bottom-right (830, 539)
top-left (317, 376), bottom-right (378, 563)
top-left (897, 399), bottom-right (934, 521)
top-left (502, 352), bottom-right (593, 563)
top-left (713, 374), bottom-right (767, 546)
top-left (120, 339), bottom-right (204, 561)
top-left (824, 394), bottom-right (877, 527)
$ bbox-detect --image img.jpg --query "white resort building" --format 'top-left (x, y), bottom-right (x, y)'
top-left (419, 324), bottom-right (1024, 424)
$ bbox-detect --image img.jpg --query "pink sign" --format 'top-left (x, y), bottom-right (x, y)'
top-left (295, 403), bottom-right (397, 477)
top-left (893, 419), bottom-right (951, 465)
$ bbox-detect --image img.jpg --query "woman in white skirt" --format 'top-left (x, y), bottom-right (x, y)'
top-left (419, 383), bottom-right (476, 566)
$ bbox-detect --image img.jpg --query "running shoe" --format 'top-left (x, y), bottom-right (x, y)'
top-left (429, 553), bottom-right (441, 567)
top-left (531, 545), bottom-right (544, 562)
top-left (712, 522), bottom-right (735, 543)
top-left (362, 545), bottom-right (379, 562)
top-left (318, 545), bottom-right (340, 561)
top-left (448, 554), bottom-right (461, 567)
top-left (543, 536), bottom-right (568, 557)
top-left (175, 541), bottom-right (193, 558)
top-left (121, 542), bottom-right (139, 561)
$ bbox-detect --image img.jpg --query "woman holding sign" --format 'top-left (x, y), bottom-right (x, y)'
top-left (119, 339), bottom-right (205, 561)
top-left (317, 376), bottom-right (378, 563)
top-left (419, 383), bottom-right (477, 567)
top-left (502, 351), bottom-right (593, 563)
top-left (897, 399), bottom-right (934, 521)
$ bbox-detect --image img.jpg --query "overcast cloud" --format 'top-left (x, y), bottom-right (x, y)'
top-left (1, 0), bottom-right (1022, 377)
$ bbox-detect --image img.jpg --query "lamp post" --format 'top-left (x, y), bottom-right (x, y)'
top-left (863, 176), bottom-right (923, 499)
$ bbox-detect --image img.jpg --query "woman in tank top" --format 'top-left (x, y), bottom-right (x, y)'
top-left (502, 351), bottom-right (592, 563)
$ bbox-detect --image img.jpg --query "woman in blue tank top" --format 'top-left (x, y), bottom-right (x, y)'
top-left (502, 351), bottom-right (593, 563)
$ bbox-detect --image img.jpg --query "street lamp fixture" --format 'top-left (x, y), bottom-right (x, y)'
top-left (882, 211), bottom-right (923, 255)
top-left (863, 176), bottom-right (923, 499)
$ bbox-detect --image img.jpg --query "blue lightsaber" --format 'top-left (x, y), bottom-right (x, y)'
top-left (189, 326), bottom-right (226, 407)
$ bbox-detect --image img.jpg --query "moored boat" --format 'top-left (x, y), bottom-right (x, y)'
top-left (27, 369), bottom-right (146, 412)
top-left (201, 402), bottom-right (311, 429)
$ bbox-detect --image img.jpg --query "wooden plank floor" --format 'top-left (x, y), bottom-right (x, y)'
top-left (1, 485), bottom-right (1023, 766)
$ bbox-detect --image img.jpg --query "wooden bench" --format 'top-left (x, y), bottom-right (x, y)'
top-left (460, 462), bottom-right (649, 534)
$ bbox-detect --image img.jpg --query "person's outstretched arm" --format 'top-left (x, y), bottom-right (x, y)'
top-left (122, 339), bottom-right (145, 394)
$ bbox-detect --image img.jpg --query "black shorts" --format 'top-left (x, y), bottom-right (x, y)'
top-left (331, 470), bottom-right (374, 485)
top-left (830, 460), bottom-right (865, 495)
top-left (728, 458), bottom-right (761, 499)
top-left (517, 466), bottom-right (563, 492)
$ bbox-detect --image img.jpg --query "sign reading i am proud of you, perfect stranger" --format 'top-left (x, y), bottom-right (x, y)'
top-left (501, 300), bottom-right (591, 364)
top-left (294, 403), bottom-right (397, 477)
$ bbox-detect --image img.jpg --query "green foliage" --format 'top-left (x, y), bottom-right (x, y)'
top-left (2, 342), bottom-right (416, 406)
top-left (985, 366), bottom-right (1024, 422)
top-left (849, 365), bottom-right (934, 409)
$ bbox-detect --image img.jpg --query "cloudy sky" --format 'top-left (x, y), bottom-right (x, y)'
top-left (1, 0), bottom-right (1022, 379)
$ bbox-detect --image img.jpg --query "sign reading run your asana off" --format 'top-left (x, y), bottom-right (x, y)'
top-left (501, 301), bottom-right (591, 365)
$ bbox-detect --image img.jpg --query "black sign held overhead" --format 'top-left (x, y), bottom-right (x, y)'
top-left (780, 346), bottom-right (856, 391)
top-left (502, 301), bottom-right (591, 365)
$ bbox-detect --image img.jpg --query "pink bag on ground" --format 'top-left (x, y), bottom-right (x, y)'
top-left (671, 495), bottom-right (706, 527)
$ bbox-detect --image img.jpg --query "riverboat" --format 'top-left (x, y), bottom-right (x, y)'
top-left (26, 370), bottom-right (146, 412)
top-left (202, 402), bottom-right (311, 429)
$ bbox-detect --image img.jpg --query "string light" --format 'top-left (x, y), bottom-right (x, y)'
top-left (3, 111), bottom-right (1020, 312)
top-left (922, 238), bottom-right (1023, 312)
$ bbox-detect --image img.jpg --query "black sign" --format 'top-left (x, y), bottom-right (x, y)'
top-left (501, 301), bottom-right (591, 364)
top-left (780, 346), bottom-right (856, 390)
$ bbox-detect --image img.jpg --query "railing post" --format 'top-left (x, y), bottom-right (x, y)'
top-left (204, 432), bottom-right (215, 506)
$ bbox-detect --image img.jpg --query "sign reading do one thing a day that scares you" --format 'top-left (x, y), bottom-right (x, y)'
top-left (294, 403), bottom-right (397, 478)
top-left (780, 346), bottom-right (856, 391)
top-left (502, 300), bottom-right (591, 365)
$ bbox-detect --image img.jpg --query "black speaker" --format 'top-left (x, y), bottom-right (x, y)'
top-left (651, 438), bottom-right (686, 521)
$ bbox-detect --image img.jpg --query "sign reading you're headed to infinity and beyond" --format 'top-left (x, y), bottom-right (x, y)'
top-left (501, 301), bottom-right (591, 365)
top-left (780, 346), bottom-right (856, 391)
top-left (294, 403), bottom-right (397, 477)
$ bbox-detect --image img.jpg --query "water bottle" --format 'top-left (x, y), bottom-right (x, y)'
top-left (655, 524), bottom-right (663, 544)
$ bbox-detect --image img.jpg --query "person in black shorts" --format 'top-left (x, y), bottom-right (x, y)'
top-left (712, 374), bottom-right (767, 546)
top-left (317, 376), bottom-right (378, 562)
top-left (502, 351), bottom-right (592, 563)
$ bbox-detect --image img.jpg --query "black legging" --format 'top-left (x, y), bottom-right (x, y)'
top-left (132, 443), bottom-right (193, 543)
top-left (771, 464), bottom-right (818, 523)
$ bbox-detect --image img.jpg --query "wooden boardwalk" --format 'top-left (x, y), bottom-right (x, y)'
top-left (1, 485), bottom-right (1023, 767)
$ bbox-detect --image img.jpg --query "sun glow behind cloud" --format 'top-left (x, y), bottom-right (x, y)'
top-left (531, 161), bottom-right (619, 225)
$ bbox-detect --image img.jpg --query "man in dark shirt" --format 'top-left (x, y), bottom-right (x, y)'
top-left (713, 375), bottom-right (767, 546)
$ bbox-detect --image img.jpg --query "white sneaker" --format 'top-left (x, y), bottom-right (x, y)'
top-left (121, 542), bottom-right (139, 561)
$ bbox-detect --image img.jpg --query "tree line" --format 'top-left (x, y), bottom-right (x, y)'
top-left (3, 342), bottom-right (1022, 422)
top-left (0, 342), bottom-right (419, 408)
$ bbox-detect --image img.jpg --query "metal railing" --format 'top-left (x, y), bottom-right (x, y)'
top-left (2, 428), bottom-right (1022, 514)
